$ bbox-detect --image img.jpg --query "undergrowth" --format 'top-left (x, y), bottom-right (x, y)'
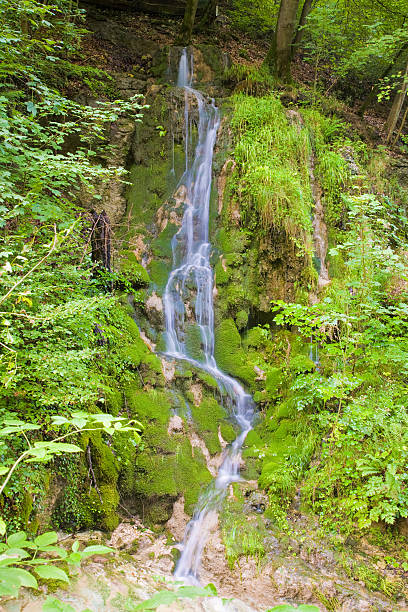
top-left (231, 94), bottom-right (313, 252)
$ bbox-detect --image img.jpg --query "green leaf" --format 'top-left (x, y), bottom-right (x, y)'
top-left (7, 531), bottom-right (28, 547)
top-left (26, 101), bottom-right (37, 116)
top-left (34, 532), bottom-right (58, 547)
top-left (71, 541), bottom-right (79, 553)
top-left (35, 565), bottom-right (69, 583)
top-left (0, 567), bottom-right (38, 589)
top-left (50, 416), bottom-right (69, 426)
top-left (4, 547), bottom-right (30, 559)
top-left (0, 518), bottom-right (6, 535)
top-left (67, 551), bottom-right (81, 565)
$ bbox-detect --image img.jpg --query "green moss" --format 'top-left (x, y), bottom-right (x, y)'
top-left (203, 431), bottom-right (221, 454)
top-left (117, 342), bottom-right (146, 369)
top-left (273, 419), bottom-right (296, 440)
top-left (141, 352), bottom-right (163, 374)
top-left (289, 354), bottom-right (315, 373)
top-left (265, 367), bottom-right (283, 398)
top-left (235, 309), bottom-right (248, 330)
top-left (91, 484), bottom-right (120, 532)
top-left (130, 439), bottom-right (213, 522)
top-left (196, 370), bottom-right (218, 389)
top-left (149, 260), bottom-right (171, 292)
top-left (185, 324), bottom-right (205, 362)
top-left (245, 430), bottom-right (263, 447)
top-left (215, 260), bottom-right (230, 285)
top-left (275, 399), bottom-right (295, 420)
top-left (119, 251), bottom-right (150, 287)
top-left (191, 397), bottom-right (227, 434)
top-left (89, 432), bottom-right (119, 485)
top-left (151, 223), bottom-right (178, 259)
top-left (125, 389), bottom-right (171, 424)
top-left (220, 497), bottom-right (266, 569)
top-left (216, 228), bottom-right (248, 254)
top-left (214, 319), bottom-right (255, 385)
top-left (104, 386), bottom-right (123, 416)
top-left (178, 444), bottom-right (213, 513)
top-left (220, 422), bottom-right (237, 443)
top-left (241, 457), bottom-right (262, 480)
top-left (244, 326), bottom-right (265, 349)
top-left (20, 491), bottom-right (33, 527)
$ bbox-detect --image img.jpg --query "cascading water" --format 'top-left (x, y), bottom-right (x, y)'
top-left (162, 48), bottom-right (255, 584)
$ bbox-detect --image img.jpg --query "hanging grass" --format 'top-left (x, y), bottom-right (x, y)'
top-left (231, 94), bottom-right (313, 253)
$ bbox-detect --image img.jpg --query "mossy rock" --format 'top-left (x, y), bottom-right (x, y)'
top-left (214, 319), bottom-right (254, 385)
top-left (130, 439), bottom-right (212, 521)
top-left (88, 432), bottom-right (119, 485)
top-left (216, 228), bottom-right (248, 254)
top-left (242, 440), bottom-right (262, 458)
top-left (149, 260), bottom-right (171, 293)
top-left (215, 260), bottom-right (230, 286)
top-left (155, 332), bottom-right (167, 352)
top-left (104, 386), bottom-right (123, 416)
top-left (191, 397), bottom-right (227, 435)
top-left (90, 484), bottom-right (120, 532)
top-left (275, 399), bottom-right (295, 421)
top-left (196, 370), bottom-right (218, 389)
top-left (202, 431), bottom-right (221, 455)
top-left (240, 457), bottom-right (262, 481)
top-left (116, 307), bottom-right (143, 341)
top-left (220, 422), bottom-right (237, 443)
top-left (245, 430), bottom-right (263, 447)
top-left (119, 251), bottom-right (150, 287)
top-left (177, 444), bottom-right (213, 513)
top-left (125, 389), bottom-right (171, 424)
top-left (235, 309), bottom-right (248, 331)
top-left (289, 354), bottom-right (315, 373)
top-left (141, 351), bottom-right (163, 374)
top-left (151, 223), bottom-right (178, 259)
top-left (185, 324), bottom-right (205, 362)
top-left (265, 368), bottom-right (282, 397)
top-left (244, 326), bottom-right (265, 349)
top-left (117, 342), bottom-right (146, 369)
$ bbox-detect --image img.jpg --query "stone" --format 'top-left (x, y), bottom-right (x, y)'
top-left (145, 292), bottom-right (164, 329)
top-left (167, 414), bottom-right (184, 434)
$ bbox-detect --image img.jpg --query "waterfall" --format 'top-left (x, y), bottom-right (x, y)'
top-left (162, 48), bottom-right (255, 584)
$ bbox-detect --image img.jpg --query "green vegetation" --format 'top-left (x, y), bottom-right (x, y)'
top-left (3, 0), bottom-right (408, 607)
top-left (220, 487), bottom-right (267, 569)
top-left (0, 413), bottom-right (136, 601)
top-left (232, 94), bottom-right (313, 243)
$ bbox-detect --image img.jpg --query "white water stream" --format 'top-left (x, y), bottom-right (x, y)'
top-left (162, 49), bottom-right (255, 584)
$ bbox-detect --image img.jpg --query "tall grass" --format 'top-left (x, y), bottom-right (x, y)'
top-left (232, 94), bottom-right (313, 252)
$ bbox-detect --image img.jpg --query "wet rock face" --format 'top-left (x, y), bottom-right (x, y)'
top-left (145, 292), bottom-right (164, 329)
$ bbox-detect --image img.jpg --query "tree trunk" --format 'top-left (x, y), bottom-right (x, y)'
top-left (176, 0), bottom-right (199, 46)
top-left (359, 42), bottom-right (408, 116)
top-left (90, 209), bottom-right (111, 272)
top-left (386, 59), bottom-right (408, 143)
top-left (292, 0), bottom-right (313, 53)
top-left (264, 0), bottom-right (300, 81)
top-left (195, 0), bottom-right (217, 31)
